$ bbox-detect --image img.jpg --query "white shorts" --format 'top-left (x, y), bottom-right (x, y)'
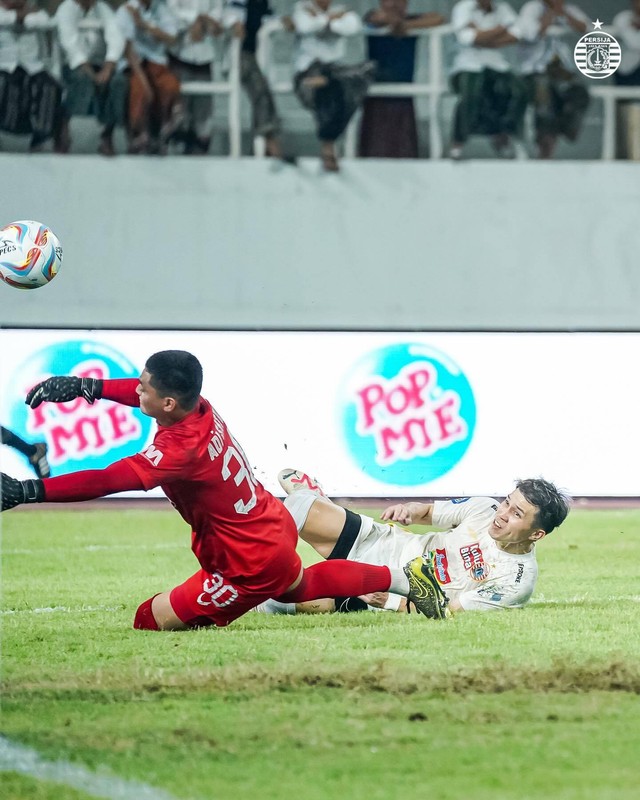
top-left (347, 517), bottom-right (431, 569)
top-left (284, 489), bottom-right (432, 569)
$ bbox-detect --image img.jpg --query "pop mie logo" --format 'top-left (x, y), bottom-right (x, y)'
top-left (340, 343), bottom-right (476, 486)
top-left (574, 19), bottom-right (621, 79)
top-left (7, 340), bottom-right (152, 474)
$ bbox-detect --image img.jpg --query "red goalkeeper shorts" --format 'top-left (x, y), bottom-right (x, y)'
top-left (169, 547), bottom-right (302, 628)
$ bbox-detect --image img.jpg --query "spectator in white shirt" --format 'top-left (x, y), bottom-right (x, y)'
top-left (612, 1), bottom-right (640, 86)
top-left (0, 0), bottom-right (70, 152)
top-left (449, 0), bottom-right (527, 160)
top-left (56, 0), bottom-right (127, 156)
top-left (167, 0), bottom-right (222, 154)
top-left (518, 0), bottom-right (590, 159)
top-left (292, 0), bottom-right (374, 171)
top-left (116, 0), bottom-right (182, 154)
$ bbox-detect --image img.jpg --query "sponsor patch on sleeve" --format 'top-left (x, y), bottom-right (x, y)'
top-left (451, 497), bottom-right (470, 504)
top-left (432, 548), bottom-right (451, 584)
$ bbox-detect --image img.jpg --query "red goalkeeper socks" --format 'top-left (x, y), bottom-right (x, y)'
top-left (276, 560), bottom-right (391, 603)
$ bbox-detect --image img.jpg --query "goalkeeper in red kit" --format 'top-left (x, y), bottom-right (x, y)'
top-left (1, 350), bottom-right (448, 629)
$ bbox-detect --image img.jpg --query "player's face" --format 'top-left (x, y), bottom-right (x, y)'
top-left (488, 489), bottom-right (544, 550)
top-left (136, 369), bottom-right (166, 419)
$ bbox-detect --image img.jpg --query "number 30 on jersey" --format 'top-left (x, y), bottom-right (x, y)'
top-left (218, 434), bottom-right (258, 515)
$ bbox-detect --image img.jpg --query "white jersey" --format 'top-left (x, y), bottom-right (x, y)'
top-left (284, 490), bottom-right (538, 612)
top-left (424, 496), bottom-right (538, 610)
top-left (342, 496), bottom-right (537, 611)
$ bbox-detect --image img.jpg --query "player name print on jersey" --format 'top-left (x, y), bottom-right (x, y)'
top-left (207, 407), bottom-right (226, 461)
top-left (340, 343), bottom-right (476, 486)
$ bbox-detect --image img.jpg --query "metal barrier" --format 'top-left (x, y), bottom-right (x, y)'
top-left (179, 35), bottom-right (242, 157)
top-left (256, 20), bottom-right (454, 159)
top-left (256, 21), bottom-right (640, 161)
top-left (0, 17), bottom-right (242, 157)
top-left (2, 17), bottom-right (639, 160)
top-left (72, 20), bottom-right (243, 157)
top-left (590, 85), bottom-right (640, 160)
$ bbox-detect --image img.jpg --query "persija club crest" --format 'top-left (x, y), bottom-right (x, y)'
top-left (574, 20), bottom-right (622, 79)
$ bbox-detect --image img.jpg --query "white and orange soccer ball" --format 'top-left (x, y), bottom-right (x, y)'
top-left (0, 220), bottom-right (62, 289)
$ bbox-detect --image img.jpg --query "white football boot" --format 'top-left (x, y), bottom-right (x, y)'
top-left (277, 468), bottom-right (327, 497)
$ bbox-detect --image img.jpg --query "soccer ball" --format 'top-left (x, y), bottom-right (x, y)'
top-left (0, 220), bottom-right (63, 289)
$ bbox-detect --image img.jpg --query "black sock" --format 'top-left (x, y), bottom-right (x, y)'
top-left (335, 596), bottom-right (369, 613)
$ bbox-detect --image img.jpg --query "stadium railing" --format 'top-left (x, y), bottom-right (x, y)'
top-left (3, 18), bottom-right (639, 161)
top-left (590, 84), bottom-right (640, 160)
top-left (178, 35), bottom-right (242, 157)
top-left (255, 21), bottom-right (640, 162)
top-left (255, 20), bottom-right (453, 159)
top-left (1, 17), bottom-right (242, 157)
top-left (73, 20), bottom-right (243, 157)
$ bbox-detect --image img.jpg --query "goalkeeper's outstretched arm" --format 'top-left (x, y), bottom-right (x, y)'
top-left (26, 377), bottom-right (140, 408)
top-left (1, 460), bottom-right (144, 511)
top-left (26, 376), bottom-right (103, 407)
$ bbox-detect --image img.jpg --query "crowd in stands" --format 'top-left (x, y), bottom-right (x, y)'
top-left (1, 0), bottom-right (639, 168)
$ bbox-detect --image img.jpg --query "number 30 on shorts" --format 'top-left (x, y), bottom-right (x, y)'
top-left (197, 572), bottom-right (239, 608)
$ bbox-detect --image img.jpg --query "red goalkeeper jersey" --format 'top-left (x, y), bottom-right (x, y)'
top-left (124, 394), bottom-right (296, 582)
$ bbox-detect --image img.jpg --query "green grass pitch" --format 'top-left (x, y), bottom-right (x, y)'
top-left (1, 504), bottom-right (639, 800)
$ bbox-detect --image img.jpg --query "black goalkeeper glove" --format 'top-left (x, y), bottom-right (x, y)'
top-left (25, 376), bottom-right (103, 408)
top-left (1, 473), bottom-right (44, 512)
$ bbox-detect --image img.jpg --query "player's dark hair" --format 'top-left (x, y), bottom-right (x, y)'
top-left (145, 350), bottom-right (203, 410)
top-left (516, 478), bottom-right (570, 534)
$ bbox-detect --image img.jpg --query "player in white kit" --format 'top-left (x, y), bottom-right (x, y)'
top-left (266, 469), bottom-right (569, 616)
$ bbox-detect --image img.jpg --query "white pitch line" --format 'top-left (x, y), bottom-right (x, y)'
top-left (0, 605), bottom-right (121, 616)
top-left (530, 595), bottom-right (640, 604)
top-left (4, 596), bottom-right (639, 618)
top-left (0, 737), bottom-right (180, 800)
top-left (3, 542), bottom-right (183, 555)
